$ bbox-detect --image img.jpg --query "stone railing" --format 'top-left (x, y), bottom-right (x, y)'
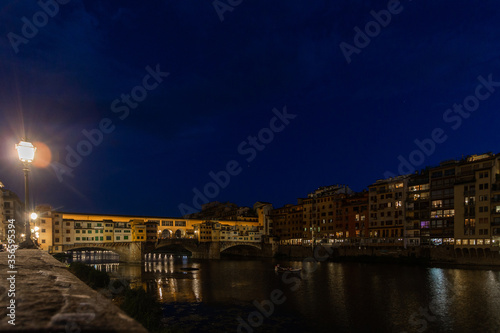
top-left (0, 249), bottom-right (147, 332)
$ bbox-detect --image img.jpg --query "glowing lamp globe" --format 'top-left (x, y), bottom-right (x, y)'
top-left (16, 141), bottom-right (36, 163)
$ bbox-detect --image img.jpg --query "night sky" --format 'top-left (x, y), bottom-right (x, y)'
top-left (1, 0), bottom-right (500, 217)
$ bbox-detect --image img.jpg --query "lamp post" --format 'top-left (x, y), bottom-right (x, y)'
top-left (16, 140), bottom-right (37, 249)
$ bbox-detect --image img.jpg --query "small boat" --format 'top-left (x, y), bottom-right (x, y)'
top-left (275, 265), bottom-right (301, 273)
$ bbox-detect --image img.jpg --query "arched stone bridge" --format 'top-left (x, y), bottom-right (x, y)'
top-left (60, 242), bottom-right (143, 263)
top-left (154, 239), bottom-right (263, 259)
top-left (219, 241), bottom-right (262, 252)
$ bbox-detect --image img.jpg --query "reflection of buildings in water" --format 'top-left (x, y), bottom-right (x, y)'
top-left (93, 262), bottom-right (119, 273)
top-left (69, 250), bottom-right (120, 264)
top-left (141, 257), bottom-right (202, 303)
top-left (68, 250), bottom-right (144, 292)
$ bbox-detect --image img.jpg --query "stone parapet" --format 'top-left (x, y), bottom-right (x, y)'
top-left (0, 249), bottom-right (147, 332)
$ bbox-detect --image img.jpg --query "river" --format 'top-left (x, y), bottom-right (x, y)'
top-left (74, 252), bottom-right (500, 332)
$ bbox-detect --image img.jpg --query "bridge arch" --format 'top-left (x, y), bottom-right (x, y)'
top-left (155, 239), bottom-right (198, 254)
top-left (61, 243), bottom-right (142, 263)
top-left (220, 242), bottom-right (262, 252)
top-left (174, 229), bottom-right (184, 238)
top-left (160, 229), bottom-right (173, 239)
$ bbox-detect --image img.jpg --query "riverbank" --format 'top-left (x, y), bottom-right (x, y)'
top-left (275, 244), bottom-right (500, 268)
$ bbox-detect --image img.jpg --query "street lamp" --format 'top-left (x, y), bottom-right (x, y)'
top-left (16, 140), bottom-right (37, 249)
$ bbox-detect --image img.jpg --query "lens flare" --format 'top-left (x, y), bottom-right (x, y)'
top-left (32, 141), bottom-right (52, 168)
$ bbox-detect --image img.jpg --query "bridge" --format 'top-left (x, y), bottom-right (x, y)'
top-left (60, 240), bottom-right (272, 262)
top-left (152, 239), bottom-right (264, 259)
top-left (60, 242), bottom-right (143, 263)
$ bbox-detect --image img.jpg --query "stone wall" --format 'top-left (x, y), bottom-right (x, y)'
top-left (0, 249), bottom-right (147, 332)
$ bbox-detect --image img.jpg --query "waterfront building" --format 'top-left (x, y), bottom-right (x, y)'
top-left (344, 191), bottom-right (370, 244)
top-left (490, 173), bottom-right (500, 249)
top-left (184, 201), bottom-right (259, 222)
top-left (301, 184), bottom-right (352, 243)
top-left (254, 202), bottom-right (273, 236)
top-left (269, 203), bottom-right (304, 245)
top-left (405, 170), bottom-right (430, 247)
top-left (42, 211), bottom-right (261, 253)
top-left (145, 220), bottom-right (159, 242)
top-left (10, 150), bottom-right (500, 257)
top-left (113, 221), bottom-right (132, 243)
top-left (194, 221), bottom-right (264, 243)
top-left (130, 219), bottom-right (147, 242)
top-left (1, 187), bottom-right (25, 243)
top-left (368, 175), bottom-right (408, 246)
top-left (454, 153), bottom-right (500, 251)
top-left (32, 205), bottom-right (55, 252)
top-left (428, 160), bottom-right (458, 245)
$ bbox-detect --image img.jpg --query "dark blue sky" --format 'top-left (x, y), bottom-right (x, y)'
top-left (1, 0), bottom-right (500, 216)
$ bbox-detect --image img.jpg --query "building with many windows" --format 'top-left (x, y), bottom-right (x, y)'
top-left (31, 205), bottom-right (55, 251)
top-left (194, 221), bottom-right (263, 243)
top-left (1, 187), bottom-right (25, 243)
top-left (406, 170), bottom-right (430, 247)
top-left (454, 153), bottom-right (499, 251)
top-left (4, 151), bottom-right (500, 256)
top-left (301, 184), bottom-right (352, 242)
top-left (428, 160), bottom-right (458, 245)
top-left (269, 204), bottom-right (304, 244)
top-left (42, 211), bottom-right (262, 253)
top-left (344, 191), bottom-right (369, 243)
top-left (368, 175), bottom-right (408, 246)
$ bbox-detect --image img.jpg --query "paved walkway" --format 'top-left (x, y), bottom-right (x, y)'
top-left (0, 249), bottom-right (148, 332)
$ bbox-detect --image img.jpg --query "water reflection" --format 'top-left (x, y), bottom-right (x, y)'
top-left (67, 249), bottom-right (120, 263)
top-left (67, 252), bottom-right (500, 332)
top-left (142, 255), bottom-right (202, 302)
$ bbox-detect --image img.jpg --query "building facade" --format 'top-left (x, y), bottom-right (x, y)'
top-left (454, 153), bottom-right (499, 251)
top-left (406, 171), bottom-right (430, 247)
top-left (368, 175), bottom-right (408, 246)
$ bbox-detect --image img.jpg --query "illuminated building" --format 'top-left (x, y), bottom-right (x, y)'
top-left (344, 191), bottom-right (370, 243)
top-left (368, 175), bottom-right (408, 246)
top-left (454, 153), bottom-right (500, 251)
top-left (405, 171), bottom-right (430, 247)
top-left (427, 160), bottom-right (458, 245)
